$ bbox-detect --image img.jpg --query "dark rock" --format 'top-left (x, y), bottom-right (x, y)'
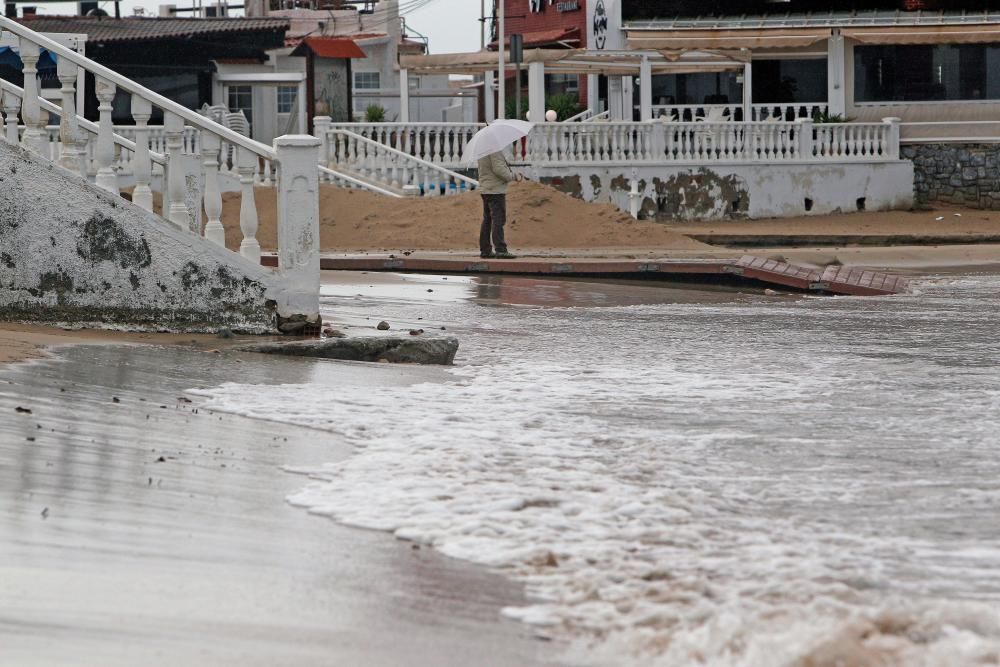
top-left (322, 328), bottom-right (346, 338)
top-left (15, 406), bottom-right (31, 414)
top-left (235, 336), bottom-right (460, 365)
top-left (216, 328), bottom-right (234, 339)
top-left (278, 320), bottom-right (310, 335)
top-left (409, 329), bottom-right (424, 336)
top-left (377, 321), bottom-right (390, 330)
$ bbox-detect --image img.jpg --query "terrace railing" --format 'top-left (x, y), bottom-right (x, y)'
top-left (525, 118), bottom-right (900, 164)
top-left (0, 15), bottom-right (321, 318)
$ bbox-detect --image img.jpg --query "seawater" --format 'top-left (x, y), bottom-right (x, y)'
top-left (190, 272), bottom-right (1000, 666)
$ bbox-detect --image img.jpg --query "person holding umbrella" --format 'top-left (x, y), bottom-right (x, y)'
top-left (463, 119), bottom-right (534, 259)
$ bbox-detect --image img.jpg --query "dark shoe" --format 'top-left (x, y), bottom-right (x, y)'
top-left (494, 252), bottom-right (517, 259)
top-left (480, 252), bottom-right (496, 259)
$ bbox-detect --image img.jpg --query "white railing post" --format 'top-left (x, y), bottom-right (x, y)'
top-left (274, 135), bottom-right (321, 322)
top-left (130, 96), bottom-right (154, 212)
top-left (883, 117), bottom-right (901, 159)
top-left (94, 77), bottom-right (118, 193)
top-left (313, 115), bottom-right (331, 181)
top-left (18, 39), bottom-right (45, 155)
top-left (201, 132), bottom-right (225, 247)
top-left (796, 118), bottom-right (814, 160)
top-left (56, 57), bottom-right (81, 175)
top-left (2, 90), bottom-right (19, 144)
top-left (164, 112), bottom-right (189, 228)
top-left (237, 146), bottom-right (260, 263)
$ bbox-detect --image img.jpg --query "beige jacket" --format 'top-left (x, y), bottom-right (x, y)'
top-left (477, 152), bottom-right (515, 195)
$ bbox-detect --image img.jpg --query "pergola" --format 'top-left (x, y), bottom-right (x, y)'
top-left (398, 48), bottom-right (749, 123)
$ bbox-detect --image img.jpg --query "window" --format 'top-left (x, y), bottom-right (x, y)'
top-left (353, 71), bottom-right (381, 113)
top-left (227, 84), bottom-right (253, 130)
top-left (855, 44), bottom-right (1000, 103)
top-left (752, 59), bottom-right (827, 104)
top-left (353, 71), bottom-right (381, 91)
top-left (276, 85), bottom-right (298, 114)
top-left (546, 73), bottom-right (580, 97)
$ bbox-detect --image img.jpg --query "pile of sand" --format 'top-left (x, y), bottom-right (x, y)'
top-left (217, 180), bottom-right (712, 253)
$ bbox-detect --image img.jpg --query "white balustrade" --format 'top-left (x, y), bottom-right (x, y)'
top-left (0, 12), bottom-right (326, 323)
top-left (325, 128), bottom-right (478, 197)
top-left (237, 146), bottom-right (260, 263)
top-left (94, 77), bottom-right (118, 193)
top-left (327, 122), bottom-right (484, 166)
top-left (130, 97), bottom-right (154, 212)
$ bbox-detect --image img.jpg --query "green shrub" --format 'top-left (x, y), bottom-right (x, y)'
top-left (364, 104), bottom-right (386, 122)
top-left (545, 94), bottom-right (582, 121)
top-left (812, 110), bottom-right (852, 123)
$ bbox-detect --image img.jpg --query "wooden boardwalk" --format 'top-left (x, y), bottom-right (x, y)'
top-left (261, 254), bottom-right (909, 297)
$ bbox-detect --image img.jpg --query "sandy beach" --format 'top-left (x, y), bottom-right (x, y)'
top-left (5, 186), bottom-right (1000, 665)
top-left (0, 343), bottom-right (563, 667)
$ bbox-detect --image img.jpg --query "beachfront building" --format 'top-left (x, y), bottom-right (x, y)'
top-left (245, 0), bottom-right (476, 123)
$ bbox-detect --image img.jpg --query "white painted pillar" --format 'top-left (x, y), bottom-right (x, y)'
top-left (164, 112), bottom-right (189, 229)
top-left (202, 133), bottom-right (225, 247)
top-left (130, 96), bottom-right (154, 213)
top-left (639, 56), bottom-right (653, 122)
top-left (399, 67), bottom-right (410, 123)
top-left (884, 117), bottom-right (901, 159)
top-left (76, 41), bottom-right (86, 118)
top-left (297, 80), bottom-right (307, 134)
top-left (587, 73), bottom-right (599, 114)
top-left (2, 91), bottom-right (19, 144)
top-left (95, 77), bottom-right (118, 193)
top-left (484, 71), bottom-right (496, 122)
top-left (56, 56), bottom-right (81, 175)
top-left (18, 39), bottom-right (45, 155)
top-left (743, 61), bottom-right (753, 121)
top-left (828, 33), bottom-right (847, 117)
top-left (527, 61), bottom-right (545, 123)
top-left (274, 135), bottom-right (321, 323)
top-left (608, 75), bottom-right (623, 120)
top-left (621, 76), bottom-right (634, 121)
top-left (237, 146), bottom-right (261, 263)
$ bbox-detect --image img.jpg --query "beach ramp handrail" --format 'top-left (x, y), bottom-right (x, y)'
top-left (318, 164), bottom-right (404, 199)
top-left (324, 127), bottom-right (478, 197)
top-left (322, 120), bottom-right (484, 168)
top-left (0, 14), bottom-right (319, 274)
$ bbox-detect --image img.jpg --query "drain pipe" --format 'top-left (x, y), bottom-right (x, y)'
top-left (628, 168), bottom-right (641, 219)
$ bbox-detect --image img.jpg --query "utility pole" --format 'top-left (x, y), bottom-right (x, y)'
top-left (481, 0), bottom-right (485, 50)
top-left (498, 0), bottom-right (505, 119)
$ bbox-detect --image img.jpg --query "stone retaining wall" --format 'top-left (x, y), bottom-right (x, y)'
top-left (902, 143), bottom-right (1000, 210)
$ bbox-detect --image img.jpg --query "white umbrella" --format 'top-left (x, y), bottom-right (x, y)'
top-left (461, 119), bottom-right (534, 165)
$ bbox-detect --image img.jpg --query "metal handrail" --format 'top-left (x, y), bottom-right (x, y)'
top-left (0, 15), bottom-right (275, 161)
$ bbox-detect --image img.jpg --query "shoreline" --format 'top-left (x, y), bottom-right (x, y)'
top-left (0, 344), bottom-right (559, 666)
top-left (3, 243), bottom-right (999, 364)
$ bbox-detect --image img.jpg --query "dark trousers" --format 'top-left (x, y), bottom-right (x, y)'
top-left (480, 194), bottom-right (508, 255)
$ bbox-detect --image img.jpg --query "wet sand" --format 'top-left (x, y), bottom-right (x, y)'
top-left (0, 345), bottom-right (562, 667)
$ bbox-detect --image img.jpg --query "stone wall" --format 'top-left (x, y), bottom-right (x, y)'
top-left (527, 161), bottom-right (915, 221)
top-left (902, 143), bottom-right (1000, 210)
top-left (0, 140), bottom-right (279, 332)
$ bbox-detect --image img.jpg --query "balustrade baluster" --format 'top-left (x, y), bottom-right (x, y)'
top-left (1, 91), bottom-right (19, 144)
top-left (18, 39), bottom-right (46, 155)
top-left (237, 146), bottom-right (260, 263)
top-left (202, 133), bottom-right (225, 247)
top-left (94, 77), bottom-right (118, 193)
top-left (55, 57), bottom-right (82, 175)
top-left (130, 96), bottom-right (154, 213)
top-left (164, 112), bottom-right (189, 229)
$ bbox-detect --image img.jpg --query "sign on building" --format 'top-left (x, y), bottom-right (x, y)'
top-left (586, 0), bottom-right (622, 50)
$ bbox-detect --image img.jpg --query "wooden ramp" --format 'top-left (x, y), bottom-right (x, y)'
top-left (261, 254), bottom-right (909, 297)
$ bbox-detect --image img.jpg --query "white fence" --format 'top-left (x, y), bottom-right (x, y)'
top-left (524, 118), bottom-right (899, 164)
top-left (649, 103), bottom-right (831, 123)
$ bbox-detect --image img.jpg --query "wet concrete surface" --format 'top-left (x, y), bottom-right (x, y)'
top-left (0, 344), bottom-right (561, 667)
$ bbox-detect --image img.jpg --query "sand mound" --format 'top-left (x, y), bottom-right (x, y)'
top-left (217, 180), bottom-right (710, 253)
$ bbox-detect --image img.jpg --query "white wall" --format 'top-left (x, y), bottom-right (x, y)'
top-left (524, 161), bottom-right (914, 221)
